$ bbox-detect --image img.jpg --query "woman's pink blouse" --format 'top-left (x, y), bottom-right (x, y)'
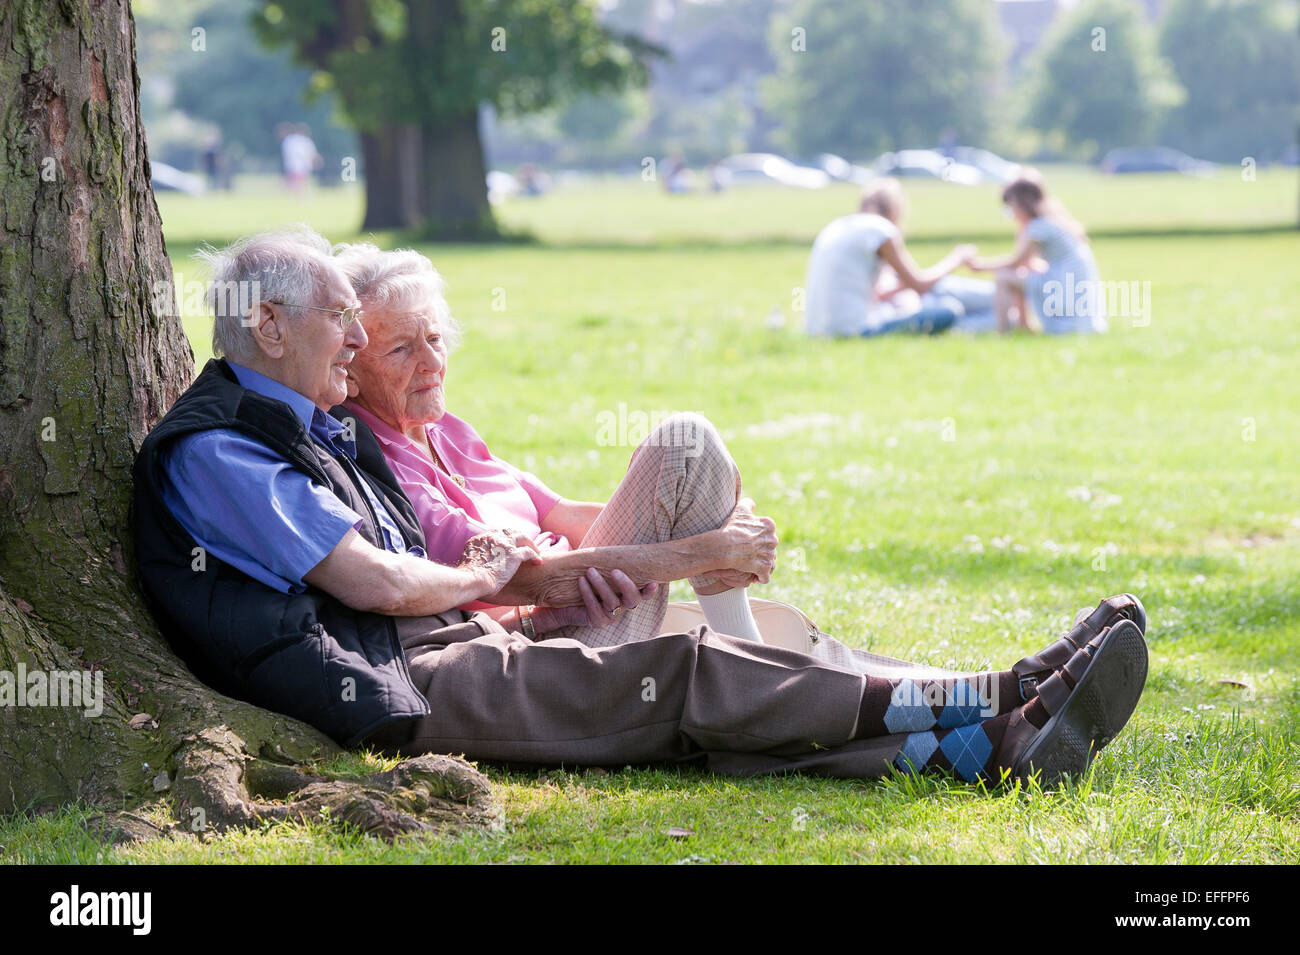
top-left (344, 402), bottom-right (568, 569)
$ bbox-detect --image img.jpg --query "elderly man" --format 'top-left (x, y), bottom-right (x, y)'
top-left (133, 227), bottom-right (1148, 785)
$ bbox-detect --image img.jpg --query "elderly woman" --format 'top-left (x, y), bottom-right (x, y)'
top-left (333, 243), bottom-right (778, 647)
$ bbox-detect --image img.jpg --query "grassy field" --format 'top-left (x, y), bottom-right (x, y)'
top-left (5, 167), bottom-right (1298, 863)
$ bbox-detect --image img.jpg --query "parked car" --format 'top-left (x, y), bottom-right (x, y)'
top-left (948, 146), bottom-right (1020, 183)
top-left (150, 161), bottom-right (205, 196)
top-left (1099, 146), bottom-right (1216, 177)
top-left (816, 153), bottom-right (873, 185)
top-left (870, 149), bottom-right (983, 185)
top-left (716, 153), bottom-right (831, 189)
top-left (487, 170), bottom-right (520, 204)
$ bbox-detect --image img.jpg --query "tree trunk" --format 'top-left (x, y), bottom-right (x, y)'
top-left (361, 125), bottom-right (424, 231)
top-left (0, 0), bottom-right (495, 842)
top-left (418, 109), bottom-right (498, 240)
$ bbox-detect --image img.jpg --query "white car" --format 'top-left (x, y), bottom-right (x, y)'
top-left (871, 149), bottom-right (984, 185)
top-left (486, 170), bottom-right (520, 204)
top-left (150, 161), bottom-right (205, 196)
top-left (949, 146), bottom-right (1020, 183)
top-left (816, 153), bottom-right (874, 185)
top-left (716, 153), bottom-right (832, 189)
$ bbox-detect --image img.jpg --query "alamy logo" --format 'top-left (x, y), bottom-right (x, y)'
top-left (0, 664), bottom-right (103, 716)
top-left (595, 405), bottom-right (706, 457)
top-left (1040, 275), bottom-right (1151, 327)
top-left (49, 885), bottom-right (151, 935)
top-left (892, 678), bottom-right (997, 719)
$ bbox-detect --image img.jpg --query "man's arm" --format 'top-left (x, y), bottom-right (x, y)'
top-left (877, 235), bottom-right (976, 294)
top-left (304, 528), bottom-right (535, 617)
top-left (486, 500), bottom-right (778, 608)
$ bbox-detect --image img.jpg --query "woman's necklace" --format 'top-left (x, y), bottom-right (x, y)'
top-left (428, 443), bottom-right (466, 489)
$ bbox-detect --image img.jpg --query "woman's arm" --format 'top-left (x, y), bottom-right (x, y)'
top-left (485, 500), bottom-right (778, 609)
top-left (485, 569), bottom-right (657, 637)
top-left (487, 534), bottom-right (726, 607)
top-left (876, 236), bottom-right (976, 294)
top-left (540, 499), bottom-right (604, 548)
top-left (968, 233), bottom-right (1037, 272)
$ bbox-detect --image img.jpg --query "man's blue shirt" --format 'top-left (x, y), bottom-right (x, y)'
top-left (158, 361), bottom-right (418, 594)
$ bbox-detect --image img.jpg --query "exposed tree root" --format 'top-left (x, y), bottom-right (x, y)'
top-left (148, 726), bottom-right (500, 843)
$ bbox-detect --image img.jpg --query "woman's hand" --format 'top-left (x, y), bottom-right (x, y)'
top-left (712, 497), bottom-right (778, 584)
top-left (533, 568), bottom-right (658, 632)
top-left (457, 531), bottom-right (543, 597)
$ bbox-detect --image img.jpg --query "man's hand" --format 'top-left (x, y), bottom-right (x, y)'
top-left (499, 529), bottom-right (544, 560)
top-left (532, 568), bottom-right (658, 632)
top-left (457, 531), bottom-right (542, 596)
top-left (953, 242), bottom-right (978, 266)
top-left (305, 528), bottom-right (530, 617)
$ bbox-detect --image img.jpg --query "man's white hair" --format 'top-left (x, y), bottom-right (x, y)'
top-left (196, 225), bottom-right (337, 364)
top-left (332, 242), bottom-right (461, 352)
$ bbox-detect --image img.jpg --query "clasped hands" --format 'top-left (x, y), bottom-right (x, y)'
top-left (455, 496), bottom-right (778, 630)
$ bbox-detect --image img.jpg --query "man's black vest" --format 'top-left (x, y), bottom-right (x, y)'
top-left (132, 358), bottom-right (432, 746)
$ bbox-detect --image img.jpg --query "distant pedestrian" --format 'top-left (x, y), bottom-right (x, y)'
top-left (280, 123), bottom-right (322, 197)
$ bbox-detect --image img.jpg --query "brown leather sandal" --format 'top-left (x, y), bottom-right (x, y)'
top-left (999, 618), bottom-right (1149, 786)
top-left (1012, 593), bottom-right (1146, 702)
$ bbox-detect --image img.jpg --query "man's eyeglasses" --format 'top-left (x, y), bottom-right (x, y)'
top-left (268, 301), bottom-right (364, 330)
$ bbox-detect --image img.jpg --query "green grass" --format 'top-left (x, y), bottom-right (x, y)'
top-left (7, 168), bottom-right (1297, 863)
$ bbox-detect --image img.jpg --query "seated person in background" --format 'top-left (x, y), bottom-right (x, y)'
top-left (133, 225), bottom-right (1149, 789)
top-left (803, 178), bottom-right (982, 337)
top-left (968, 170), bottom-right (1108, 334)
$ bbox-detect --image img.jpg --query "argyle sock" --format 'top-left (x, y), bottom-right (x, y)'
top-left (891, 697), bottom-right (1052, 782)
top-left (854, 674), bottom-right (1004, 739)
top-left (892, 713), bottom-right (1014, 782)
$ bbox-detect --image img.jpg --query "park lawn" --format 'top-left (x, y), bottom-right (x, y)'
top-left (5, 170), bottom-right (1298, 863)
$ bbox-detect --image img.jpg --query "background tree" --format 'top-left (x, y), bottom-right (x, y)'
top-left (1022, 0), bottom-right (1184, 158)
top-left (762, 0), bottom-right (1005, 159)
top-left (168, 0), bottom-right (357, 174)
top-left (483, 0), bottom-right (784, 170)
top-left (1159, 0), bottom-right (1300, 163)
top-left (0, 0), bottom-right (495, 841)
top-left (254, 0), bottom-right (660, 238)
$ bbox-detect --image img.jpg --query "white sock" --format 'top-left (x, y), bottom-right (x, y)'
top-left (696, 589), bottom-right (763, 643)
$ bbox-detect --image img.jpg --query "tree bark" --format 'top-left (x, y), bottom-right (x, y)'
top-left (0, 0), bottom-right (495, 842)
top-left (406, 0), bottom-right (497, 240)
top-left (360, 124), bottom-right (424, 231)
top-left (418, 109), bottom-right (497, 240)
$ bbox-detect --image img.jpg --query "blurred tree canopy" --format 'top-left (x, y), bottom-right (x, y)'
top-left (1159, 0), bottom-right (1300, 162)
top-left (132, 0), bottom-right (1300, 198)
top-left (761, 0), bottom-right (1004, 158)
top-left (1022, 0), bottom-right (1184, 159)
top-left (169, 0), bottom-right (355, 173)
top-left (253, 0), bottom-right (660, 237)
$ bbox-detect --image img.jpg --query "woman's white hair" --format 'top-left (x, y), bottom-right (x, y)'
top-left (332, 242), bottom-right (461, 352)
top-left (196, 224), bottom-right (335, 364)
